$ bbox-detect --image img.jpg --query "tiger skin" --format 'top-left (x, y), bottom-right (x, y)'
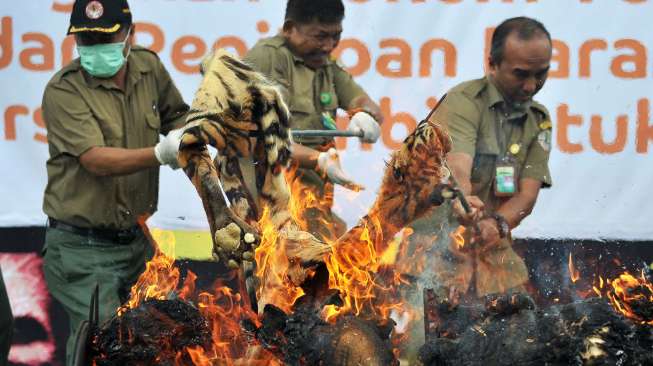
top-left (335, 119), bottom-right (451, 250)
top-left (177, 49), bottom-right (453, 312)
top-left (177, 49), bottom-right (327, 269)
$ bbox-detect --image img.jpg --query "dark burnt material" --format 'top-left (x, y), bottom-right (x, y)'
top-left (248, 292), bottom-right (398, 366)
top-left (92, 299), bottom-right (211, 366)
top-left (420, 291), bottom-right (653, 366)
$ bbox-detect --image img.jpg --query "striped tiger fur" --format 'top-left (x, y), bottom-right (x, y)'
top-left (177, 49), bottom-right (303, 268)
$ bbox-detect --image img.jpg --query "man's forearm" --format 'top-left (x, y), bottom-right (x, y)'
top-left (290, 143), bottom-right (319, 169)
top-left (79, 146), bottom-right (160, 177)
top-left (495, 178), bottom-right (542, 229)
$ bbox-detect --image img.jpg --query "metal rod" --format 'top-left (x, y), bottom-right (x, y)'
top-left (291, 129), bottom-right (364, 138)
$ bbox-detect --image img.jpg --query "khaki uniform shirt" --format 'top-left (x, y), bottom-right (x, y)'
top-left (42, 46), bottom-right (189, 230)
top-left (244, 35), bottom-right (367, 147)
top-left (409, 77), bottom-right (553, 296)
top-left (434, 77), bottom-right (552, 211)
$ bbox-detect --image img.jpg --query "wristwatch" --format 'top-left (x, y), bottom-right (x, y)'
top-left (490, 213), bottom-right (510, 238)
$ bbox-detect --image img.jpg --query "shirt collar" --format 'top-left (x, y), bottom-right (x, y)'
top-left (486, 76), bottom-right (531, 120)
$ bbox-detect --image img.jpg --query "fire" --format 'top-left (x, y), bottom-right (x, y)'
top-left (451, 226), bottom-right (466, 250)
top-left (323, 215), bottom-right (412, 323)
top-left (254, 206), bottom-right (305, 313)
top-left (114, 228), bottom-right (280, 365)
top-left (568, 253), bottom-right (581, 283)
top-left (605, 271), bottom-right (653, 325)
top-left (582, 269), bottom-right (653, 326)
top-left (283, 166), bottom-right (420, 339)
top-left (119, 248), bottom-right (180, 316)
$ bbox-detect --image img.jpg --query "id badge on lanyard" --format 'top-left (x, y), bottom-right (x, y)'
top-left (494, 116), bottom-right (520, 197)
top-left (495, 154), bottom-right (518, 197)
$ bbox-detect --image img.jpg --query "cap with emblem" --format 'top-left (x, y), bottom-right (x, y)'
top-left (67, 0), bottom-right (132, 35)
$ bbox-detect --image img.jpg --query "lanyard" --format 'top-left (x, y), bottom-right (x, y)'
top-left (494, 108), bottom-right (525, 160)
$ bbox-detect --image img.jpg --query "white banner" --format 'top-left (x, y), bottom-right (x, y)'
top-left (1, 0), bottom-right (652, 240)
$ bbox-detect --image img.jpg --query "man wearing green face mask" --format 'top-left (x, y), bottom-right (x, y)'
top-left (40, 0), bottom-right (189, 364)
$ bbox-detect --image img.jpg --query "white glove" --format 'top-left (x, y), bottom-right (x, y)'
top-left (317, 148), bottom-right (365, 192)
top-left (154, 128), bottom-right (184, 169)
top-left (347, 112), bottom-right (381, 143)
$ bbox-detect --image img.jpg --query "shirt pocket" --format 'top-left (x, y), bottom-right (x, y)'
top-left (471, 153), bottom-right (497, 189)
top-left (289, 94), bottom-right (317, 129)
top-left (95, 112), bottom-right (124, 147)
top-left (144, 112), bottom-right (161, 147)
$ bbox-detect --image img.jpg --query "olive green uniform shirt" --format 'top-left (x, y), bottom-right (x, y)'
top-left (409, 77), bottom-right (553, 296)
top-left (434, 76), bottom-right (553, 210)
top-left (42, 46), bottom-right (189, 230)
top-left (244, 35), bottom-right (367, 147)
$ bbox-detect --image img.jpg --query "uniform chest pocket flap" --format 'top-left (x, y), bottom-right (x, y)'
top-left (145, 112), bottom-right (161, 131)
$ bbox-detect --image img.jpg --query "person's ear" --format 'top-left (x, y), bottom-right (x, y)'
top-left (282, 20), bottom-right (295, 37)
top-left (487, 56), bottom-right (498, 75)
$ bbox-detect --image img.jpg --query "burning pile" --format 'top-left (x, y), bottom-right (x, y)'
top-left (86, 112), bottom-right (454, 365)
top-left (83, 50), bottom-right (653, 365)
top-left (420, 258), bottom-right (653, 366)
top-left (420, 291), bottom-right (653, 366)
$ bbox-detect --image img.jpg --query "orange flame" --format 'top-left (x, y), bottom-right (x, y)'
top-left (283, 165), bottom-right (418, 339)
top-left (568, 253), bottom-right (580, 283)
top-left (116, 230), bottom-right (280, 365)
top-left (605, 271), bottom-right (653, 325)
top-left (119, 248), bottom-right (180, 315)
top-left (254, 206), bottom-right (305, 313)
top-left (323, 215), bottom-right (410, 323)
top-left (451, 226), bottom-right (466, 250)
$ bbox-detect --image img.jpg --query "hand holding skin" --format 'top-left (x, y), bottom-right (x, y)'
top-left (154, 128), bottom-right (184, 169)
top-left (347, 112), bottom-right (381, 143)
top-left (476, 217), bottom-right (502, 250)
top-left (317, 148), bottom-right (365, 191)
top-left (452, 195), bottom-right (485, 225)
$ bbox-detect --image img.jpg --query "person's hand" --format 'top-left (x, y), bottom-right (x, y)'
top-left (317, 148), bottom-right (365, 191)
top-left (347, 112), bottom-right (381, 143)
top-left (477, 217), bottom-right (502, 250)
top-left (452, 195), bottom-right (484, 225)
top-left (154, 128), bottom-right (184, 169)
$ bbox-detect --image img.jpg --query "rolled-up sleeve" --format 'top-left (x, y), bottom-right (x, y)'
top-left (333, 63), bottom-right (366, 110)
top-left (42, 83), bottom-right (104, 157)
top-left (430, 92), bottom-right (480, 158)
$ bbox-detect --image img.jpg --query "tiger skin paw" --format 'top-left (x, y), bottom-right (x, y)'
top-left (213, 222), bottom-right (260, 269)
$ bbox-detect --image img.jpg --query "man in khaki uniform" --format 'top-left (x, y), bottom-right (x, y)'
top-left (413, 17), bottom-right (553, 298)
top-left (245, 0), bottom-right (383, 241)
top-left (41, 1), bottom-right (188, 363)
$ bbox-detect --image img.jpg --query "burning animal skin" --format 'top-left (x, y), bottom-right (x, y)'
top-left (177, 49), bottom-right (328, 272)
top-left (90, 50), bottom-right (458, 366)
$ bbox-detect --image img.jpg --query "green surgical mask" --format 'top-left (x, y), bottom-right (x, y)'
top-left (77, 37), bottom-right (130, 78)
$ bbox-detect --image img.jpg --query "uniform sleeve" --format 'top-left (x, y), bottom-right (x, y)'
top-left (155, 60), bottom-right (189, 134)
top-left (430, 91), bottom-right (481, 158)
top-left (332, 63), bottom-right (366, 110)
top-left (521, 111), bottom-right (553, 188)
top-left (244, 44), bottom-right (291, 103)
top-left (42, 83), bottom-right (105, 157)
